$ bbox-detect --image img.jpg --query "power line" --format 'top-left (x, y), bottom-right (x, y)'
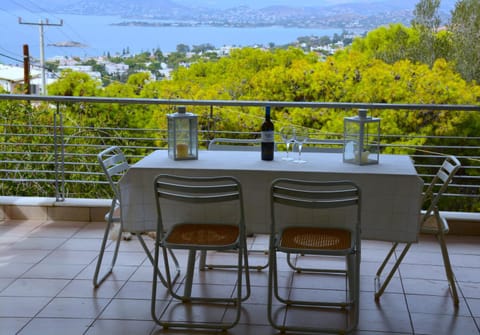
top-left (19, 17), bottom-right (63, 95)
top-left (0, 52), bottom-right (23, 63)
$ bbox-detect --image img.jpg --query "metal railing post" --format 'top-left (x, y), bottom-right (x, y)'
top-left (53, 102), bottom-right (65, 201)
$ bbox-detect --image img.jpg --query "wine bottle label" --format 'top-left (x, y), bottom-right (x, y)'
top-left (261, 131), bottom-right (274, 142)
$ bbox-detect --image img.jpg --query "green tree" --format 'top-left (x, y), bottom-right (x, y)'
top-left (152, 48), bottom-right (165, 62)
top-left (48, 69), bottom-right (101, 97)
top-left (350, 24), bottom-right (420, 64)
top-left (191, 43), bottom-right (215, 53)
top-left (450, 0), bottom-right (480, 82)
top-left (176, 44), bottom-right (190, 53)
top-left (412, 0), bottom-right (441, 67)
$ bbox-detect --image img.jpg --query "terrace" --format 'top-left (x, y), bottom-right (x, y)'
top-left (1, 94), bottom-right (480, 334)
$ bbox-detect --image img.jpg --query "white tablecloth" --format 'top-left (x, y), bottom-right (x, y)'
top-left (120, 150), bottom-right (423, 242)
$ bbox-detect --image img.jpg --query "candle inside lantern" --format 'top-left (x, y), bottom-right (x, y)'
top-left (176, 143), bottom-right (189, 158)
top-left (361, 150), bottom-right (370, 163)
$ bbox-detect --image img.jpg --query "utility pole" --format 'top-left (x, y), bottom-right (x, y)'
top-left (23, 44), bottom-right (30, 94)
top-left (19, 18), bottom-right (63, 95)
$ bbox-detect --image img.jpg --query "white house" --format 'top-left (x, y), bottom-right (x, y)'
top-left (104, 62), bottom-right (129, 75)
top-left (0, 64), bottom-right (41, 93)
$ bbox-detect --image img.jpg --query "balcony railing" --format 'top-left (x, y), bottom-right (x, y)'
top-left (1, 93), bottom-right (479, 215)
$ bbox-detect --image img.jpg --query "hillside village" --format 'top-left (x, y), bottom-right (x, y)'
top-left (0, 36), bottom-right (348, 94)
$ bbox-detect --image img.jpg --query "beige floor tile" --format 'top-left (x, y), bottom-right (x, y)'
top-left (0, 317), bottom-right (30, 335)
top-left (11, 237), bottom-right (67, 250)
top-left (356, 308), bottom-right (413, 333)
top-left (410, 312), bottom-right (479, 335)
top-left (284, 305), bottom-right (351, 332)
top-left (58, 238), bottom-right (104, 251)
top-left (76, 262), bottom-right (138, 281)
top-left (28, 221), bottom-right (87, 238)
top-left (86, 319), bottom-right (156, 335)
top-left (467, 298), bottom-right (480, 317)
top-left (452, 266), bottom-right (480, 283)
top-left (99, 298), bottom-right (153, 320)
top-left (115, 281), bottom-right (152, 299)
top-left (1, 220), bottom-right (480, 334)
top-left (155, 300), bottom-right (232, 325)
top-left (0, 278), bottom-right (69, 297)
top-left (22, 263), bottom-right (86, 280)
top-left (39, 249), bottom-right (99, 265)
top-left (58, 279), bottom-right (123, 299)
top-left (0, 247), bottom-right (51, 264)
top-left (0, 296), bottom-right (51, 317)
top-left (406, 294), bottom-right (469, 316)
top-left (17, 318), bottom-right (92, 335)
top-left (360, 291), bottom-right (409, 311)
top-left (402, 278), bottom-right (458, 297)
top-left (0, 262), bottom-right (35, 278)
top-left (237, 303), bottom-right (270, 326)
top-left (38, 297), bottom-right (110, 318)
top-left (460, 282), bottom-right (480, 299)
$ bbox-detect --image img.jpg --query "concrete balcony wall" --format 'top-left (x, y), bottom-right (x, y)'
top-left (0, 196), bottom-right (109, 222)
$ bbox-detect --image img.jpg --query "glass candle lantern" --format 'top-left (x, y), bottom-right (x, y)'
top-left (343, 109), bottom-right (380, 165)
top-left (167, 106), bottom-right (198, 160)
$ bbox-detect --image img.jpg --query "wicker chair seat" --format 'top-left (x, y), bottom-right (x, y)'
top-left (166, 223), bottom-right (239, 246)
top-left (280, 227), bottom-right (351, 250)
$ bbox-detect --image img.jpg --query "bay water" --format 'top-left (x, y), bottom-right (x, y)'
top-left (0, 10), bottom-right (341, 64)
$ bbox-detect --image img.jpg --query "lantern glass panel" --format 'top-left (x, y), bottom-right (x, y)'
top-left (167, 106), bottom-right (198, 160)
top-left (343, 109), bottom-right (380, 165)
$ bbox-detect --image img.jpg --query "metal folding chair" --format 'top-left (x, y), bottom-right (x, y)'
top-left (93, 146), bottom-right (178, 288)
top-left (268, 178), bottom-right (362, 334)
top-left (151, 174), bottom-right (250, 331)
top-left (375, 155), bottom-right (461, 305)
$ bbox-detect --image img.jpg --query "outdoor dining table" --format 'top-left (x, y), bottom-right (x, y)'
top-left (119, 149), bottom-right (423, 243)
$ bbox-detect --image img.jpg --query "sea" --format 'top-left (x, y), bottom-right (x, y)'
top-left (0, 9), bottom-right (343, 65)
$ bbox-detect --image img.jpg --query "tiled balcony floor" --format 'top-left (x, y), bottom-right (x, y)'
top-left (1, 219), bottom-right (479, 335)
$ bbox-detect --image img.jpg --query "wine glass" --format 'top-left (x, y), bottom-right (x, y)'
top-left (293, 128), bottom-right (309, 164)
top-left (279, 126), bottom-right (295, 161)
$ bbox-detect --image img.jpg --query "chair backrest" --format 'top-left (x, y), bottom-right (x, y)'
top-left (270, 178), bottom-right (361, 243)
top-left (422, 155), bottom-right (461, 218)
top-left (154, 174), bottom-right (245, 236)
top-left (208, 138), bottom-right (261, 151)
top-left (97, 146), bottom-right (130, 201)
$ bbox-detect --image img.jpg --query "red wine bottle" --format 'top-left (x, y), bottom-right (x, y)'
top-left (261, 106), bottom-right (274, 161)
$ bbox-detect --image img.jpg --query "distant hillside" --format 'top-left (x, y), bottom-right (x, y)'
top-left (30, 0), bottom-right (457, 29)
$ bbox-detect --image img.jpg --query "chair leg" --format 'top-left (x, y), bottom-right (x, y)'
top-left (375, 242), bottom-right (412, 301)
top-left (267, 241), bottom-right (282, 331)
top-left (137, 234), bottom-right (179, 288)
top-left (375, 242), bottom-right (398, 278)
top-left (268, 246), bottom-right (360, 333)
top-left (437, 231), bottom-right (460, 305)
top-left (287, 252), bottom-right (298, 271)
top-left (346, 252), bottom-right (360, 331)
top-left (152, 244), bottom-right (248, 330)
top-left (433, 216), bottom-right (460, 306)
top-left (94, 208), bottom-right (178, 288)
top-left (93, 215), bottom-right (122, 288)
top-left (241, 235), bottom-right (251, 302)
